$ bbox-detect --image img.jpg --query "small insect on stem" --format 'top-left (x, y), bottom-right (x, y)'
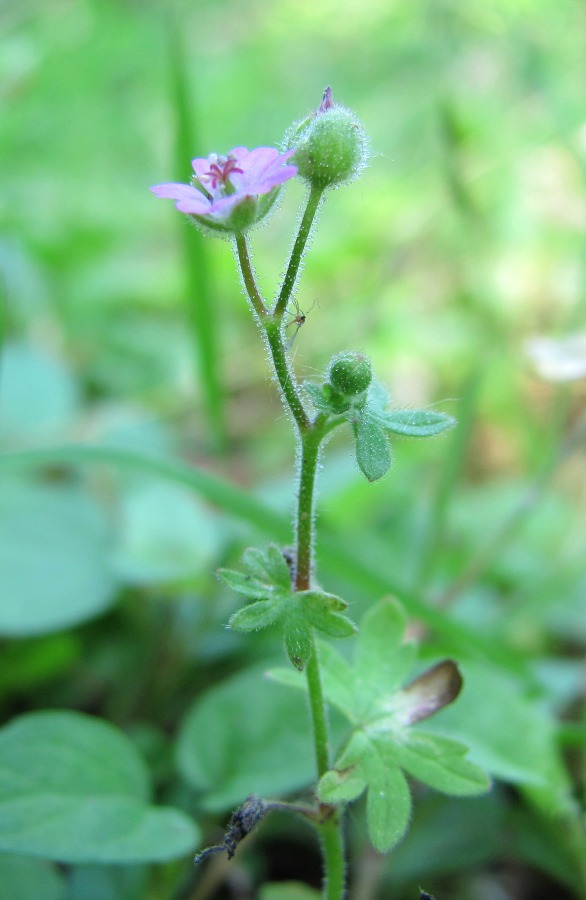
top-left (285, 298), bottom-right (317, 349)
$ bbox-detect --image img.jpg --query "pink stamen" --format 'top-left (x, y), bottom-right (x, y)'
top-left (204, 156), bottom-right (244, 190)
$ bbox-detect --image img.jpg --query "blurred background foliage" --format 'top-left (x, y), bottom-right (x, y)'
top-left (1, 0), bottom-right (586, 897)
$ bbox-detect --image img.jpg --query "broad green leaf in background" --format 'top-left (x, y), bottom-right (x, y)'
top-left (0, 445), bottom-right (527, 669)
top-left (0, 712), bottom-right (198, 863)
top-left (0, 853), bottom-right (65, 900)
top-left (113, 481), bottom-right (220, 585)
top-left (0, 484), bottom-right (118, 637)
top-left (66, 863), bottom-right (149, 900)
top-left (0, 342), bottom-right (80, 444)
top-left (176, 666), bottom-right (316, 812)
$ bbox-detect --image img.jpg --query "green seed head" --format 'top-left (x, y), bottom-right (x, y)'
top-left (285, 88), bottom-right (369, 190)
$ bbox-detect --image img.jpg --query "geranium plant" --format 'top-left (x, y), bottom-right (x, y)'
top-left (151, 88), bottom-right (489, 898)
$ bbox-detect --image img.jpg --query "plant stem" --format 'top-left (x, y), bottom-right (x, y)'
top-left (235, 233), bottom-right (268, 320)
top-left (235, 233), bottom-right (346, 898)
top-left (274, 185), bottom-right (323, 317)
top-left (296, 423), bottom-right (346, 898)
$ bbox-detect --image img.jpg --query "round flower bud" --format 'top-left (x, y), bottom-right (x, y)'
top-left (329, 351), bottom-right (373, 396)
top-left (285, 89), bottom-right (368, 190)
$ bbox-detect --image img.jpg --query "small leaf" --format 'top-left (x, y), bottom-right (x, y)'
top-left (218, 568), bottom-right (273, 600)
top-left (352, 414), bottom-right (391, 482)
top-left (284, 614), bottom-right (313, 671)
top-left (229, 600), bottom-right (283, 632)
top-left (378, 409), bottom-right (456, 437)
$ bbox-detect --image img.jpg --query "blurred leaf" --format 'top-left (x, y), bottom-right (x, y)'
top-left (0, 853), bottom-right (65, 900)
top-left (0, 483), bottom-right (118, 637)
top-left (0, 444), bottom-right (529, 669)
top-left (176, 666), bottom-right (315, 812)
top-left (0, 342), bottom-right (79, 444)
top-left (66, 863), bottom-right (148, 900)
top-left (0, 711), bottom-right (198, 862)
top-left (113, 481), bottom-right (220, 585)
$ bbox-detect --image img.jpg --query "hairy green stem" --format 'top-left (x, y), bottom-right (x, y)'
top-left (274, 185), bottom-right (323, 317)
top-left (235, 229), bottom-right (346, 899)
top-left (265, 320), bottom-right (310, 432)
top-left (235, 233), bottom-right (268, 320)
top-left (297, 427), bottom-right (346, 899)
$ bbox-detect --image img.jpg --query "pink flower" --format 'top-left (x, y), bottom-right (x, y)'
top-left (151, 146), bottom-right (297, 232)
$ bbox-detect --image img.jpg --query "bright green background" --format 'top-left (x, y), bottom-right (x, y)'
top-left (1, 0), bottom-right (586, 897)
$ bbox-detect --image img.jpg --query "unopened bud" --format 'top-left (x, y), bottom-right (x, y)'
top-left (329, 351), bottom-right (373, 396)
top-left (285, 88), bottom-right (368, 190)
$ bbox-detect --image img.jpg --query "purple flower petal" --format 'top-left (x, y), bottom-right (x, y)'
top-left (151, 183), bottom-right (210, 214)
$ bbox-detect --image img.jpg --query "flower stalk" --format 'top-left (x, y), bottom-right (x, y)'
top-left (236, 233), bottom-right (346, 899)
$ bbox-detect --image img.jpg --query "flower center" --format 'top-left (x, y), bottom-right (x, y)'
top-left (202, 154), bottom-right (244, 191)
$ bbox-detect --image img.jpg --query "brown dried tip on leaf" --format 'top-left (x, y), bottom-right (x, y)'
top-left (398, 660), bottom-right (463, 725)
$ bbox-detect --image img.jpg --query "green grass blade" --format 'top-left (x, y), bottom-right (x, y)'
top-left (168, 20), bottom-right (226, 451)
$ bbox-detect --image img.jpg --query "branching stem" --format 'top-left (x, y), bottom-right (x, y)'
top-left (235, 225), bottom-right (346, 899)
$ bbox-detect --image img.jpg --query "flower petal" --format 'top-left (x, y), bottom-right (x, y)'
top-left (232, 148), bottom-right (297, 194)
top-left (151, 182), bottom-right (211, 214)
